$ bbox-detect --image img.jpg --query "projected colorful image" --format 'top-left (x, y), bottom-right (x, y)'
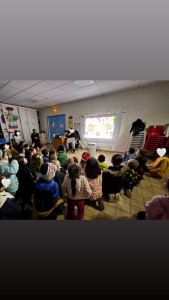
top-left (85, 116), bottom-right (115, 139)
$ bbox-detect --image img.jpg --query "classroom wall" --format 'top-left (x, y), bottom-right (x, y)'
top-left (39, 82), bottom-right (169, 152)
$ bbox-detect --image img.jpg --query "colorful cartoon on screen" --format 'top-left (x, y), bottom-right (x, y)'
top-left (85, 116), bottom-right (115, 139)
top-left (4, 107), bottom-right (19, 129)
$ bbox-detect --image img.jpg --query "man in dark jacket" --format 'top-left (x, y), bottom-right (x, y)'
top-left (130, 119), bottom-right (145, 136)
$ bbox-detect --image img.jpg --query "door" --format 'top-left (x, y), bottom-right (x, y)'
top-left (48, 114), bottom-right (66, 142)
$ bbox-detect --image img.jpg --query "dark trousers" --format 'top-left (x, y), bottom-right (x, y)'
top-left (67, 198), bottom-right (84, 220)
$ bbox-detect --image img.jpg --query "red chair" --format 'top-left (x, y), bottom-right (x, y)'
top-left (146, 125), bottom-right (164, 137)
top-left (165, 137), bottom-right (169, 147)
top-left (144, 125), bottom-right (165, 159)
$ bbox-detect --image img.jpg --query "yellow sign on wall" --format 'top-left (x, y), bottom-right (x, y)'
top-left (68, 119), bottom-right (73, 129)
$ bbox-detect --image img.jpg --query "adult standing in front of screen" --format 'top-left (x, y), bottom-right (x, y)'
top-left (66, 129), bottom-right (76, 153)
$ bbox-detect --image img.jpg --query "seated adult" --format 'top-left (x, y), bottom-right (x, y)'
top-left (65, 129), bottom-right (76, 153)
top-left (31, 129), bottom-right (40, 148)
top-left (13, 130), bottom-right (23, 149)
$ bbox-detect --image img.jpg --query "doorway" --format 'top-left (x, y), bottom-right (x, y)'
top-left (48, 114), bottom-right (66, 142)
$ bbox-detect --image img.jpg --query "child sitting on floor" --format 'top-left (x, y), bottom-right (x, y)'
top-left (98, 154), bottom-right (108, 170)
top-left (49, 149), bottom-right (61, 170)
top-left (85, 157), bottom-right (104, 211)
top-left (57, 145), bottom-right (68, 167)
top-left (80, 152), bottom-right (90, 175)
top-left (123, 147), bottom-right (136, 164)
top-left (34, 163), bottom-right (64, 219)
top-left (102, 154), bottom-right (126, 202)
top-left (136, 148), bottom-right (148, 158)
top-left (135, 156), bottom-right (148, 180)
top-left (42, 148), bottom-right (49, 163)
top-left (0, 176), bottom-right (21, 219)
top-left (61, 163), bottom-right (92, 220)
top-left (18, 145), bottom-right (25, 157)
top-left (15, 156), bottom-right (36, 209)
top-left (122, 159), bottom-right (141, 198)
top-left (30, 153), bottom-right (43, 181)
top-left (73, 156), bottom-right (79, 164)
top-left (137, 177), bottom-right (169, 220)
top-left (61, 157), bottom-right (74, 174)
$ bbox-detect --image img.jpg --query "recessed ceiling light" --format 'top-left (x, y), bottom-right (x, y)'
top-left (73, 80), bottom-right (95, 88)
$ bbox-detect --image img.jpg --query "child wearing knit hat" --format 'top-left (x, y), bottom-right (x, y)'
top-left (80, 152), bottom-right (90, 175)
top-left (34, 163), bottom-right (64, 219)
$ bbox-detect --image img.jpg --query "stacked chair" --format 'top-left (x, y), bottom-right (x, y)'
top-left (144, 125), bottom-right (165, 158)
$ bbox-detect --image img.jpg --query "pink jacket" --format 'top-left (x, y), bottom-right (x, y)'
top-left (146, 195), bottom-right (169, 220)
top-left (86, 174), bottom-right (102, 200)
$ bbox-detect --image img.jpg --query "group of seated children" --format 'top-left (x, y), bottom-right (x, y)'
top-left (0, 139), bottom-right (169, 220)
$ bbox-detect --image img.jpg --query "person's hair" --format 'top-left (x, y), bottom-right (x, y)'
top-left (49, 149), bottom-right (56, 156)
top-left (49, 153), bottom-right (57, 162)
top-left (42, 148), bottom-right (49, 157)
top-left (85, 157), bottom-right (101, 179)
top-left (24, 144), bottom-right (29, 149)
top-left (17, 145), bottom-right (25, 154)
top-left (98, 154), bottom-right (105, 163)
top-left (111, 154), bottom-right (123, 166)
top-left (0, 143), bottom-right (5, 150)
top-left (29, 146), bottom-right (35, 152)
top-left (29, 146), bottom-right (36, 154)
top-left (30, 154), bottom-right (43, 174)
top-left (80, 159), bottom-right (86, 168)
top-left (135, 156), bottom-right (147, 167)
top-left (14, 130), bottom-right (18, 136)
top-left (73, 156), bottom-right (79, 163)
top-left (128, 159), bottom-right (139, 170)
top-left (129, 147), bottom-right (135, 154)
top-left (137, 149), bottom-right (148, 157)
top-left (18, 141), bottom-right (25, 147)
top-left (64, 158), bottom-right (74, 171)
top-left (25, 149), bottom-right (32, 160)
top-left (15, 156), bottom-right (25, 169)
top-left (57, 145), bottom-right (65, 152)
top-left (68, 163), bottom-right (81, 196)
top-left (0, 176), bottom-right (5, 189)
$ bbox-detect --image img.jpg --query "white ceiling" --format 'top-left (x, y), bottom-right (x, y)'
top-left (0, 80), bottom-right (166, 109)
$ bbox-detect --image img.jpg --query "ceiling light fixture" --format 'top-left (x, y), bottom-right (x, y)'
top-left (53, 107), bottom-right (57, 113)
top-left (73, 80), bottom-right (95, 88)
